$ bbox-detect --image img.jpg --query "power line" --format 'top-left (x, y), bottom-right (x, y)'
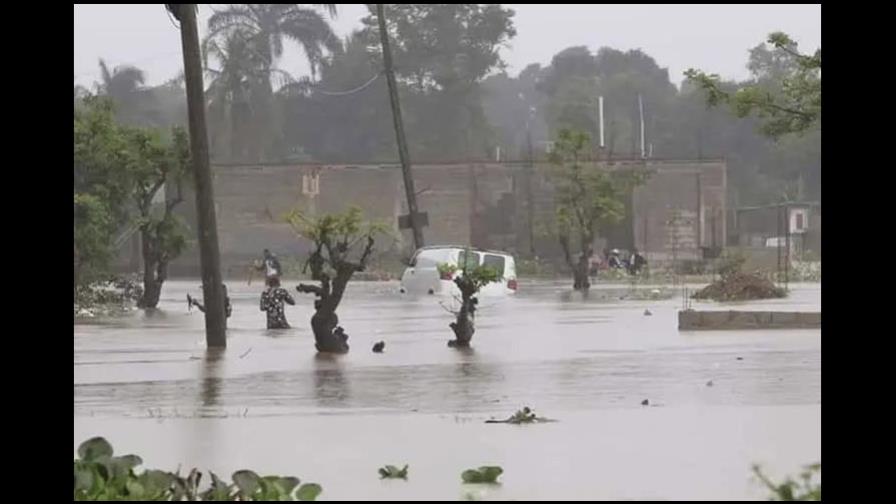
top-left (316, 72), bottom-right (381, 96)
top-left (202, 4), bottom-right (381, 98)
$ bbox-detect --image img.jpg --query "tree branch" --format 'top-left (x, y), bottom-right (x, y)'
top-left (297, 283), bottom-right (324, 296)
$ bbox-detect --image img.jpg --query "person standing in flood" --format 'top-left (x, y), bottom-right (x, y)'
top-left (260, 276), bottom-right (295, 329)
top-left (254, 249), bottom-right (282, 282)
top-left (188, 284), bottom-right (232, 324)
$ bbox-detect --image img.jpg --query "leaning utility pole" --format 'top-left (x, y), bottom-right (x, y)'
top-left (377, 4), bottom-right (424, 250)
top-left (168, 4), bottom-right (227, 347)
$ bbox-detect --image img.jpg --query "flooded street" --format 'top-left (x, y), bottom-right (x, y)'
top-left (75, 280), bottom-right (820, 500)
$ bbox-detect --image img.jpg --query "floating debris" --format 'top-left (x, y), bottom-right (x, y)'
top-left (641, 399), bottom-right (649, 406)
top-left (372, 341), bottom-right (385, 353)
top-left (706, 380), bottom-right (714, 387)
top-left (692, 272), bottom-right (786, 301)
top-left (485, 406), bottom-right (556, 424)
top-left (644, 309), bottom-right (652, 316)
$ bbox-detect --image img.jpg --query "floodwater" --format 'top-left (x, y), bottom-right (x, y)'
top-left (74, 280), bottom-right (821, 500)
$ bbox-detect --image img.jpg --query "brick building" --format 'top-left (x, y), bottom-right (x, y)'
top-left (131, 158), bottom-right (727, 276)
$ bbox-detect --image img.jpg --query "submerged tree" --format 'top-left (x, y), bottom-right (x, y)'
top-left (126, 127), bottom-right (193, 308)
top-left (550, 129), bottom-right (641, 291)
top-left (74, 96), bottom-right (192, 307)
top-left (437, 251), bottom-right (501, 348)
top-left (285, 207), bottom-right (388, 353)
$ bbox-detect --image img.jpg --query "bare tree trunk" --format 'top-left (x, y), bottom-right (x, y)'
top-left (448, 276), bottom-right (478, 347)
top-left (137, 227), bottom-right (170, 309)
top-left (298, 272), bottom-right (351, 353)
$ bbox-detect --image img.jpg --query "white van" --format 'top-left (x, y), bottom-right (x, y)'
top-left (400, 246), bottom-right (518, 296)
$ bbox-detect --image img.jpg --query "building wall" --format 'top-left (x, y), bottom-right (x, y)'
top-left (161, 159), bottom-right (727, 276)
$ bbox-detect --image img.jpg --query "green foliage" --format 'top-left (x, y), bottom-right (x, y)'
top-left (360, 4), bottom-right (516, 158)
top-left (549, 129), bottom-right (642, 263)
top-left (378, 464), bottom-right (409, 479)
top-left (685, 32), bottom-right (820, 139)
top-left (507, 406), bottom-right (537, 423)
top-left (73, 437), bottom-right (321, 501)
top-left (717, 250), bottom-right (747, 277)
top-left (74, 96), bottom-right (192, 297)
top-left (285, 206), bottom-right (388, 246)
top-left (437, 262), bottom-right (501, 292)
top-left (74, 193), bottom-right (116, 286)
top-left (461, 466), bottom-right (503, 484)
top-left (204, 4), bottom-right (340, 162)
top-left (752, 463), bottom-right (820, 501)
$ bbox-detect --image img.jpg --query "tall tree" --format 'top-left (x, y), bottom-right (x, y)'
top-left (685, 32), bottom-right (821, 139)
top-left (123, 127), bottom-right (193, 308)
top-left (203, 29), bottom-right (266, 161)
top-left (96, 59), bottom-right (159, 126)
top-left (549, 129), bottom-right (641, 291)
top-left (361, 4), bottom-right (516, 159)
top-left (206, 4), bottom-right (341, 161)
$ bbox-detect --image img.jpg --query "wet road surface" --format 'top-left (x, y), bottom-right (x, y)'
top-left (75, 280), bottom-right (820, 500)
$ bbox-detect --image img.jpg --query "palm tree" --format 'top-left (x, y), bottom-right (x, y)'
top-left (203, 30), bottom-right (266, 161)
top-left (205, 4), bottom-right (341, 161)
top-left (207, 4), bottom-right (340, 80)
top-left (96, 59), bottom-right (156, 125)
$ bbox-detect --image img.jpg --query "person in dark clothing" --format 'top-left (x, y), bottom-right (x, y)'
top-left (260, 276), bottom-right (295, 329)
top-left (608, 249), bottom-right (623, 269)
top-left (187, 284), bottom-right (232, 319)
top-left (255, 249), bottom-right (282, 281)
top-left (628, 249), bottom-right (648, 275)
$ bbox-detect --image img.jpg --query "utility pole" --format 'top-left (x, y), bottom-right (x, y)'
top-left (525, 107), bottom-right (536, 257)
top-left (377, 4), bottom-right (424, 250)
top-left (168, 4), bottom-right (227, 347)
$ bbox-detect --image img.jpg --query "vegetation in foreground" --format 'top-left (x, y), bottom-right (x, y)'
top-left (753, 462), bottom-right (820, 501)
top-left (74, 437), bottom-right (321, 501)
top-left (378, 464), bottom-right (409, 480)
top-left (461, 466), bottom-right (504, 484)
top-left (75, 436), bottom-right (818, 500)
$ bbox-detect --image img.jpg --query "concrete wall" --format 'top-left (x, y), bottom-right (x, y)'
top-left (158, 159), bottom-right (727, 276)
top-left (632, 160), bottom-right (726, 262)
top-left (678, 310), bottom-right (821, 330)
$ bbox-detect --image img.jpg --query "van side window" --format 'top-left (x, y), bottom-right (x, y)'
top-left (483, 254), bottom-right (506, 276)
top-left (457, 250), bottom-right (481, 270)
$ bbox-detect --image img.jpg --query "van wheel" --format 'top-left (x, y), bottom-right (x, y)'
top-left (428, 288), bottom-right (434, 295)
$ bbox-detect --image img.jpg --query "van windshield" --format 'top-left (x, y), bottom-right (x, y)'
top-left (411, 249), bottom-right (453, 267)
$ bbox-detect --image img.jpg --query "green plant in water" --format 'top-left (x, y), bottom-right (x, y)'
top-left (73, 437), bottom-right (322, 501)
top-left (378, 464), bottom-right (409, 479)
top-left (752, 462), bottom-right (820, 501)
top-left (461, 466), bottom-right (503, 484)
top-left (485, 406), bottom-right (556, 424)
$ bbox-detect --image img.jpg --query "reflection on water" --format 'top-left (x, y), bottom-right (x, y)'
top-left (313, 354), bottom-right (350, 408)
top-left (199, 348), bottom-right (226, 411)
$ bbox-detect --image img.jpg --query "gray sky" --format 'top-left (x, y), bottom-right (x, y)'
top-left (74, 4), bottom-right (820, 89)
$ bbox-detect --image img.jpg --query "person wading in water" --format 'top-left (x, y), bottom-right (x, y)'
top-left (254, 249), bottom-right (282, 282)
top-left (188, 284), bottom-right (232, 326)
top-left (260, 276), bottom-right (295, 329)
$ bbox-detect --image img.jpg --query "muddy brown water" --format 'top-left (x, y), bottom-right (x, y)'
top-left (75, 280), bottom-right (820, 500)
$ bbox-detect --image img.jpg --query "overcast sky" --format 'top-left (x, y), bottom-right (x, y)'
top-left (74, 4), bottom-right (821, 89)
